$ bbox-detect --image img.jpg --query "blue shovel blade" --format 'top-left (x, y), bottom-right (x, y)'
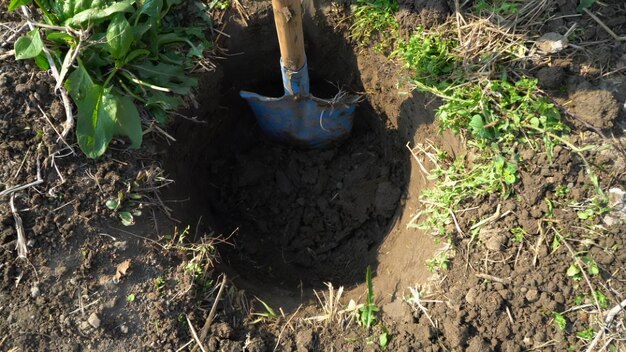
top-left (239, 91), bottom-right (357, 148)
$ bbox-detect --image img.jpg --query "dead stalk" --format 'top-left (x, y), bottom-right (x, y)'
top-left (198, 274), bottom-right (228, 343)
top-left (186, 315), bottom-right (207, 352)
top-left (9, 194), bottom-right (28, 259)
top-left (19, 6), bottom-right (75, 138)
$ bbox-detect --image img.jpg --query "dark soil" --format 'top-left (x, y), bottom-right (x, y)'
top-left (1, 0), bottom-right (626, 351)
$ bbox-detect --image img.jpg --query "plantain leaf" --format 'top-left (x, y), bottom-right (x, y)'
top-left (577, 0), bottom-right (596, 12)
top-left (66, 63), bottom-right (117, 158)
top-left (66, 0), bottom-right (135, 27)
top-left (106, 13), bottom-right (134, 60)
top-left (114, 93), bottom-right (143, 148)
top-left (8, 0), bottom-right (32, 11)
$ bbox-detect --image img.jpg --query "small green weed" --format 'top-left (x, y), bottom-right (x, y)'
top-left (251, 298), bottom-right (278, 324)
top-left (126, 293), bottom-right (136, 302)
top-left (395, 28), bottom-right (457, 87)
top-left (576, 196), bottom-right (610, 221)
top-left (351, 0), bottom-right (399, 50)
top-left (154, 276), bottom-right (166, 291)
top-left (511, 227), bottom-right (526, 242)
top-left (425, 249), bottom-right (449, 272)
top-left (164, 225), bottom-right (217, 292)
top-left (379, 326), bottom-right (390, 350)
top-left (553, 311), bottom-right (567, 331)
top-left (106, 188), bottom-right (142, 226)
top-left (593, 290), bottom-right (609, 309)
top-left (358, 266), bottom-right (380, 329)
top-left (577, 327), bottom-right (595, 341)
top-left (567, 255), bottom-right (599, 281)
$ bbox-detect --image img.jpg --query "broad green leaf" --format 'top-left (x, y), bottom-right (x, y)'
top-left (131, 23), bottom-right (153, 41)
top-left (47, 31), bottom-right (76, 45)
top-left (577, 0), bottom-right (596, 12)
top-left (14, 29), bottom-right (44, 60)
top-left (468, 114), bottom-right (485, 134)
top-left (119, 211), bottom-right (134, 225)
top-left (145, 91), bottom-right (182, 111)
top-left (124, 49), bottom-right (151, 64)
top-left (8, 0), bottom-right (32, 11)
top-left (566, 264), bottom-right (581, 278)
top-left (553, 312), bottom-right (566, 331)
top-left (106, 14), bottom-right (134, 60)
top-left (66, 0), bottom-right (135, 27)
top-left (137, 0), bottom-right (163, 19)
top-left (106, 199), bottom-right (119, 210)
top-left (34, 52), bottom-right (50, 70)
top-left (66, 64), bottom-right (117, 158)
top-left (114, 93), bottom-right (143, 148)
top-left (132, 62), bottom-right (197, 95)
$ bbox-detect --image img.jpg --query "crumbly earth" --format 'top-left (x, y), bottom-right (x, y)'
top-left (1, 0), bottom-right (626, 351)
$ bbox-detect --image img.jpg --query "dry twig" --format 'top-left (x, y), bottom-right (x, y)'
top-left (198, 274), bottom-right (228, 344)
top-left (9, 194), bottom-right (28, 259)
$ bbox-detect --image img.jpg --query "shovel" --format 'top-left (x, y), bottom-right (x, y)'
top-left (240, 0), bottom-right (359, 148)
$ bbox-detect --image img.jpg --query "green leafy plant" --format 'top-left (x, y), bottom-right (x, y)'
top-left (426, 250), bottom-right (449, 272)
top-left (106, 189), bottom-right (142, 226)
top-left (593, 290), bottom-right (609, 309)
top-left (358, 266), bottom-right (380, 329)
top-left (351, 0), bottom-right (399, 50)
top-left (567, 263), bottom-right (583, 281)
top-left (567, 256), bottom-right (599, 281)
top-left (396, 28), bottom-right (457, 87)
top-left (379, 326), bottom-right (390, 350)
top-left (576, 196), bottom-right (610, 221)
top-left (251, 298), bottom-right (278, 324)
top-left (577, 327), bottom-right (595, 341)
top-left (154, 276), bottom-right (166, 291)
top-left (126, 293), bottom-right (136, 302)
top-left (553, 312), bottom-right (567, 331)
top-left (510, 227), bottom-right (526, 243)
top-left (9, 0), bottom-right (210, 158)
top-left (577, 0), bottom-right (596, 12)
top-left (583, 256), bottom-right (600, 276)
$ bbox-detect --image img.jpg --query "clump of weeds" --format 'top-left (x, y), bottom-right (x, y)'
top-left (350, 0), bottom-right (399, 51)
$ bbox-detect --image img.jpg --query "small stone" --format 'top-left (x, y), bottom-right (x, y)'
top-left (608, 188), bottom-right (626, 207)
top-left (465, 287), bottom-right (479, 305)
top-left (536, 32), bottom-right (568, 54)
top-left (485, 234), bottom-right (506, 251)
top-left (79, 321), bottom-right (91, 331)
top-left (525, 289), bottom-right (539, 303)
top-left (30, 285), bottom-right (40, 298)
top-left (120, 324), bottom-right (129, 334)
top-left (113, 241), bottom-right (128, 251)
top-left (88, 313), bottom-right (101, 329)
top-left (603, 215), bottom-right (618, 226)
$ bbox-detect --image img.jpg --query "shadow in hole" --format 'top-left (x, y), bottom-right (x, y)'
top-left (162, 0), bottom-right (434, 309)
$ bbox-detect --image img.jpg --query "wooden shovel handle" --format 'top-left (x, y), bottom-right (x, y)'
top-left (272, 0), bottom-right (306, 72)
